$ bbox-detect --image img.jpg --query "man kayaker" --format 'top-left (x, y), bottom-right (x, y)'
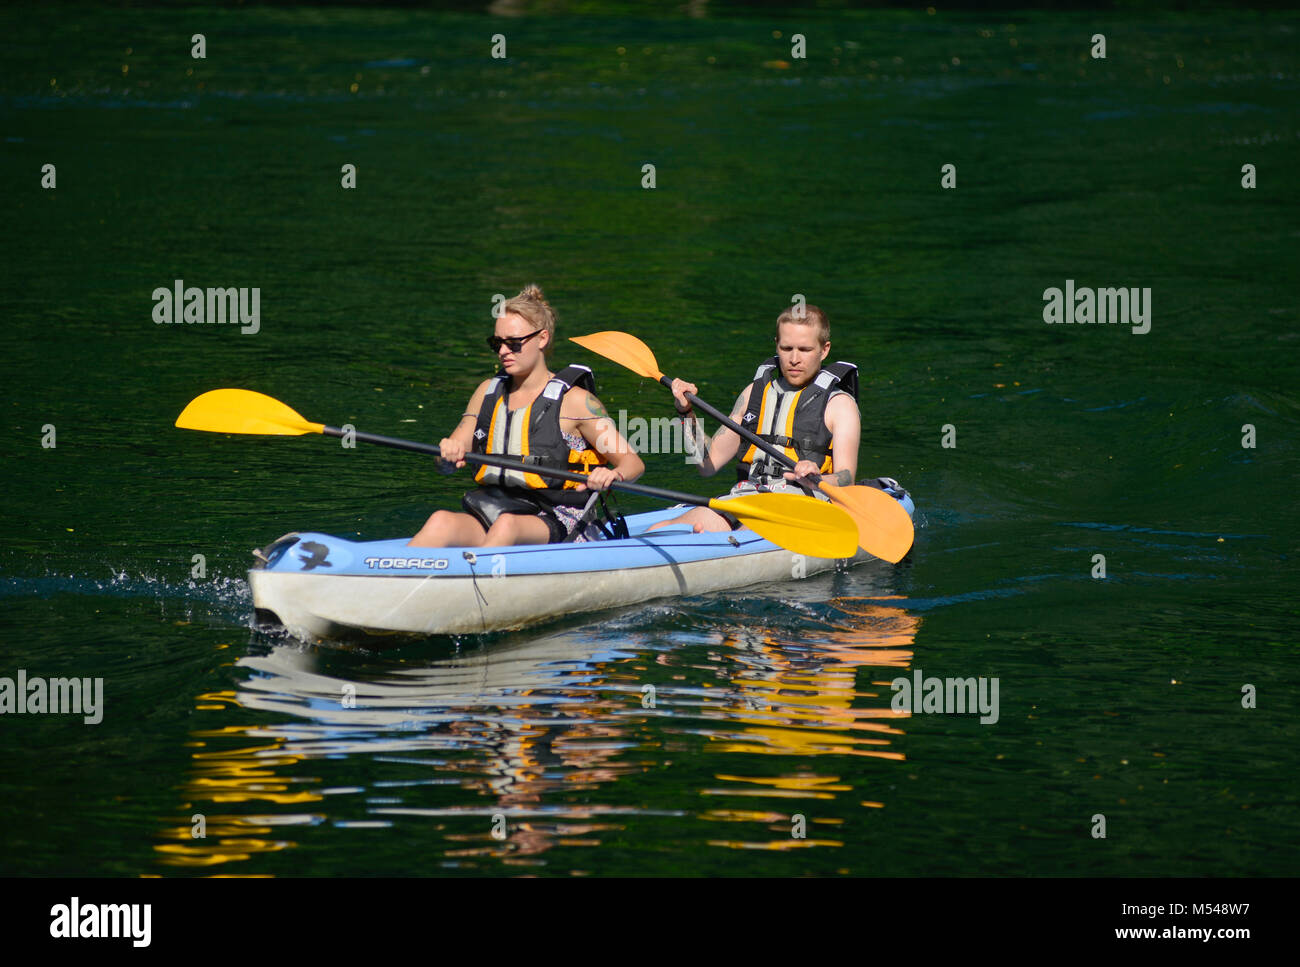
top-left (409, 285), bottom-right (644, 547)
top-left (649, 304), bottom-right (859, 533)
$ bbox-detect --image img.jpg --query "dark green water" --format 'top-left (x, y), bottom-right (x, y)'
top-left (2, 5), bottom-right (1296, 876)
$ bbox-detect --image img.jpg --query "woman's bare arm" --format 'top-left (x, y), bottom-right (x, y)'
top-left (565, 389), bottom-right (645, 485)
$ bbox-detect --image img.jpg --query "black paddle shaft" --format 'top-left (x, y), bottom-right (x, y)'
top-left (658, 375), bottom-right (815, 478)
top-left (321, 425), bottom-right (712, 508)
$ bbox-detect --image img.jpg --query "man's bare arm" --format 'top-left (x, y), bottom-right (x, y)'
top-left (826, 392), bottom-right (860, 486)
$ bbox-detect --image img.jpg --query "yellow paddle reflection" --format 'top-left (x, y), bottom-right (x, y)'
top-left (700, 597), bottom-right (918, 852)
top-left (154, 725), bottom-right (314, 868)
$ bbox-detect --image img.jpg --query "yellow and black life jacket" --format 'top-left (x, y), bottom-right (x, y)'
top-left (736, 358), bottom-right (859, 483)
top-left (472, 364), bottom-right (605, 496)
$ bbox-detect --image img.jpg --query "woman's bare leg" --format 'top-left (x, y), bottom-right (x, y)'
top-left (408, 510), bottom-right (488, 547)
top-left (482, 513), bottom-right (552, 547)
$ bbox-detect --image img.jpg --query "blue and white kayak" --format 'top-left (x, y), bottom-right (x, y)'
top-left (249, 489), bottom-right (915, 641)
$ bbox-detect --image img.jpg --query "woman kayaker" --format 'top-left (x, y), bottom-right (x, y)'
top-left (409, 285), bottom-right (645, 548)
top-left (649, 304), bottom-right (860, 533)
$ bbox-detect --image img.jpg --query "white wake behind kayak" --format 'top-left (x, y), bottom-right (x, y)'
top-left (249, 490), bottom-right (915, 642)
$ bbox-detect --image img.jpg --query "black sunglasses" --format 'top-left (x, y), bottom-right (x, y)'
top-left (487, 328), bottom-right (545, 353)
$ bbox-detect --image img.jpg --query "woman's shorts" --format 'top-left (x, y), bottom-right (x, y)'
top-left (462, 486), bottom-right (605, 544)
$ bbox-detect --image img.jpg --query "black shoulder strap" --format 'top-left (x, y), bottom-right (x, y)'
top-left (530, 364), bottom-right (596, 426)
top-left (551, 364), bottom-right (596, 395)
top-left (807, 360), bottom-right (858, 402)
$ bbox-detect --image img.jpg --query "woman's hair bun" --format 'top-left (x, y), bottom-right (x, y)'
top-left (502, 284), bottom-right (558, 353)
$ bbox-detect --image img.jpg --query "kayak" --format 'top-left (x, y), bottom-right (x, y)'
top-left (248, 484), bottom-right (915, 642)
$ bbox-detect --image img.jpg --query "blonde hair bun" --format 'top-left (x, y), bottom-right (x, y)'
top-left (519, 284), bottom-right (548, 306)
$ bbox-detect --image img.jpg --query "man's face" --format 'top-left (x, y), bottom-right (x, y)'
top-left (775, 321), bottom-right (829, 388)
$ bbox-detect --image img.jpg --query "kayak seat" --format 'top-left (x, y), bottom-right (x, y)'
top-left (859, 476), bottom-right (909, 500)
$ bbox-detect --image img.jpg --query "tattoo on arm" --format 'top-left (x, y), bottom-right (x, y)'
top-left (829, 469), bottom-right (853, 486)
top-left (585, 394), bottom-right (611, 420)
top-left (729, 390), bottom-right (747, 422)
top-left (683, 413), bottom-right (711, 462)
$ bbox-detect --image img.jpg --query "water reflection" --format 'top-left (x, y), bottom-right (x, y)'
top-left (695, 597), bottom-right (918, 851)
top-left (156, 594), bottom-right (918, 872)
top-left (153, 727), bottom-right (317, 869)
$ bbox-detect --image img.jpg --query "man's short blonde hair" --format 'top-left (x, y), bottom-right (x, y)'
top-left (775, 304), bottom-right (829, 345)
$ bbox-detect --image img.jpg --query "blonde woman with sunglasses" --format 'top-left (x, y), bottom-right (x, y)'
top-left (409, 285), bottom-right (644, 548)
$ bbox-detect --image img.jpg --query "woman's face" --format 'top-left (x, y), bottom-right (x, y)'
top-left (494, 312), bottom-right (549, 376)
top-left (775, 321), bottom-right (829, 387)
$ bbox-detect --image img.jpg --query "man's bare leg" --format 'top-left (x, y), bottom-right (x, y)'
top-left (646, 506), bottom-right (732, 534)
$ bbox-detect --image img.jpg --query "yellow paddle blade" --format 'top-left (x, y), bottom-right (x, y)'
top-left (708, 492), bottom-right (859, 559)
top-left (818, 482), bottom-right (915, 562)
top-left (570, 331), bottom-right (665, 381)
top-left (175, 389), bottom-right (325, 436)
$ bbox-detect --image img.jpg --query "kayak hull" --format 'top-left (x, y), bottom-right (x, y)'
top-left (249, 493), bottom-right (915, 642)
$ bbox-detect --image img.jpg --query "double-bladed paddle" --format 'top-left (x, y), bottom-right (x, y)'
top-left (569, 330), bottom-right (915, 563)
top-left (174, 388), bottom-right (859, 559)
